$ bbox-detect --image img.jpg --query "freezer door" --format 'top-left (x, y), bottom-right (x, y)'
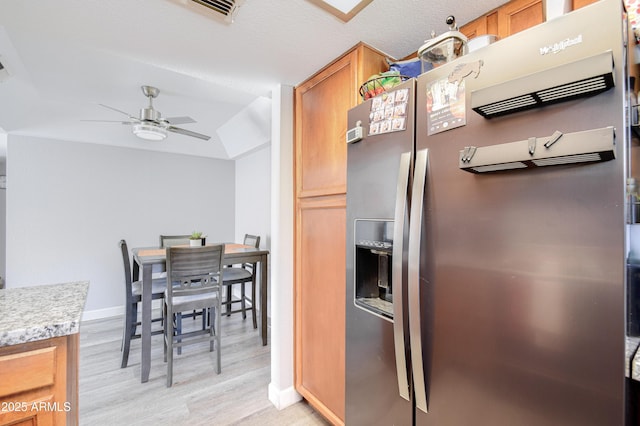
top-left (345, 80), bottom-right (415, 426)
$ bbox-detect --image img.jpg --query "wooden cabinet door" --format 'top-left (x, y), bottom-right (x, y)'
top-left (497, 0), bottom-right (544, 38)
top-left (295, 52), bottom-right (356, 199)
top-left (0, 335), bottom-right (77, 426)
top-left (295, 196), bottom-right (346, 425)
top-left (461, 0), bottom-right (540, 42)
top-left (461, 11), bottom-right (499, 39)
top-left (573, 0), bottom-right (598, 9)
top-left (0, 401), bottom-right (54, 426)
top-left (461, 15), bottom-right (488, 39)
top-left (464, 0), bottom-right (597, 43)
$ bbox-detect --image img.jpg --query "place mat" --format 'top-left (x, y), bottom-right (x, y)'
top-left (137, 243), bottom-right (253, 257)
top-left (137, 248), bottom-right (165, 257)
top-left (225, 243), bottom-right (253, 252)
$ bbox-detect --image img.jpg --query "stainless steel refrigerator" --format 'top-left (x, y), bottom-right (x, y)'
top-left (345, 0), bottom-right (637, 424)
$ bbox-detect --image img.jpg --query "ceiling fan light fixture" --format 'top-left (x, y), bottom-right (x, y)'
top-left (89, 85), bottom-right (211, 141)
top-left (133, 123), bottom-right (167, 141)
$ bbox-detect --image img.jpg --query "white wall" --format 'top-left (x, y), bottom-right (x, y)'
top-left (233, 144), bottom-right (272, 317)
top-left (268, 84), bottom-right (300, 409)
top-left (6, 135), bottom-right (235, 317)
top-left (234, 145), bottom-right (271, 247)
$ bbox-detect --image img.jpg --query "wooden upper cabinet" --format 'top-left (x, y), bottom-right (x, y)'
top-left (296, 55), bottom-right (352, 198)
top-left (460, 11), bottom-right (498, 39)
top-left (461, 0), bottom-right (600, 46)
top-left (572, 0), bottom-right (598, 9)
top-left (497, 0), bottom-right (544, 38)
top-left (460, 15), bottom-right (488, 39)
top-left (295, 43), bottom-right (388, 199)
top-left (460, 0), bottom-right (543, 41)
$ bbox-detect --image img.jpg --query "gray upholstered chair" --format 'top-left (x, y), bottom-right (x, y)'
top-left (222, 234), bottom-right (260, 329)
top-left (119, 239), bottom-right (167, 368)
top-left (163, 244), bottom-right (224, 387)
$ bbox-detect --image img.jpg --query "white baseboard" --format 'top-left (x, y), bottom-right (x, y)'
top-left (268, 383), bottom-right (302, 410)
top-left (82, 306), bottom-right (123, 321)
top-left (82, 300), bottom-right (165, 322)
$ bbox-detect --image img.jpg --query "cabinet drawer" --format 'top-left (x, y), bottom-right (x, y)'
top-left (0, 347), bottom-right (56, 397)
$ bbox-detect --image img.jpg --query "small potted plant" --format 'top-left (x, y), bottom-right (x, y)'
top-left (190, 231), bottom-right (203, 247)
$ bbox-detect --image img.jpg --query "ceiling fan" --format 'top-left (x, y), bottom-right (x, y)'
top-left (85, 85), bottom-right (211, 141)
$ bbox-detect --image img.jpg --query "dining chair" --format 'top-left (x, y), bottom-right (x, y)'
top-left (158, 235), bottom-right (192, 279)
top-left (163, 244), bottom-right (224, 387)
top-left (159, 234), bottom-right (192, 248)
top-left (222, 234), bottom-right (260, 329)
top-left (160, 233), bottom-right (206, 338)
top-left (119, 239), bottom-right (167, 368)
top-left (150, 235), bottom-right (192, 279)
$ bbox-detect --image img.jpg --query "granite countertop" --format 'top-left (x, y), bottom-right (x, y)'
top-left (0, 281), bottom-right (89, 347)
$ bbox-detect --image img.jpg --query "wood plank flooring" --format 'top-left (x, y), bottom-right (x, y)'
top-left (79, 313), bottom-right (329, 425)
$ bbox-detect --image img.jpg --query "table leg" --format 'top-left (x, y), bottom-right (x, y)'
top-left (261, 254), bottom-right (268, 346)
top-left (132, 259), bottom-right (140, 282)
top-left (141, 263), bottom-right (152, 383)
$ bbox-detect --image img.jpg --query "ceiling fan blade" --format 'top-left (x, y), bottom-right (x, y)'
top-left (81, 119), bottom-right (133, 125)
top-left (164, 116), bottom-right (196, 125)
top-left (167, 126), bottom-right (211, 141)
top-left (98, 103), bottom-right (138, 120)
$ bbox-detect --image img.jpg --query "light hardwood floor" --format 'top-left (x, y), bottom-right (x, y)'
top-left (79, 313), bottom-right (329, 425)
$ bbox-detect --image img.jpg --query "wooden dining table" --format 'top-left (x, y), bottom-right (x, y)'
top-left (132, 243), bottom-right (269, 383)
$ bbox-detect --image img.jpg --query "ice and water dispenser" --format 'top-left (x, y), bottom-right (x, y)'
top-left (354, 219), bottom-right (395, 320)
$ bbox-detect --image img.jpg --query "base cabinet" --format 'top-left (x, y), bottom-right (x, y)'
top-left (0, 335), bottom-right (78, 426)
top-left (296, 196), bottom-right (346, 424)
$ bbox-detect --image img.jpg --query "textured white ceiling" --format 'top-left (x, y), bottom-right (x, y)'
top-left (0, 0), bottom-right (507, 159)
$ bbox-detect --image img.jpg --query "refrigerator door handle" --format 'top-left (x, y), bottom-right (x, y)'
top-left (408, 148), bottom-right (429, 413)
top-left (392, 151), bottom-right (412, 402)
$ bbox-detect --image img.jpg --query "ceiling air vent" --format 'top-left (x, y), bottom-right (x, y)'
top-left (472, 50), bottom-right (615, 118)
top-left (172, 0), bottom-right (244, 23)
top-left (191, 0), bottom-right (235, 16)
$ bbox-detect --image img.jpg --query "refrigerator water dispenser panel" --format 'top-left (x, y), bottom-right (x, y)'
top-left (354, 219), bottom-right (394, 320)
